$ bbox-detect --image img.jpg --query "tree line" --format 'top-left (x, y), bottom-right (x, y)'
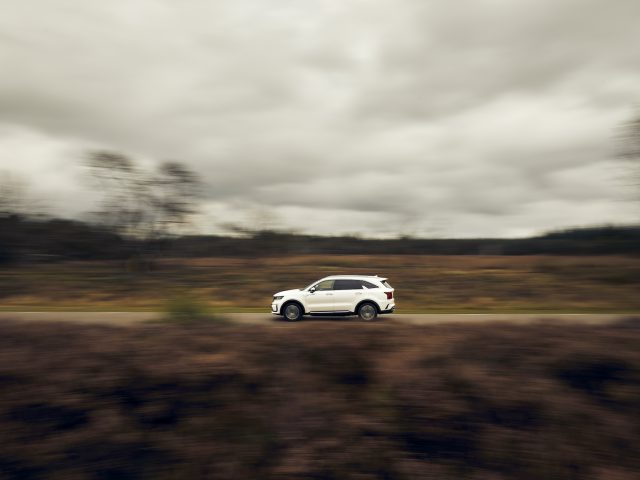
top-left (1, 214), bottom-right (639, 264)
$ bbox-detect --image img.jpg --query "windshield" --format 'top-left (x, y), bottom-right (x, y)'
top-left (303, 281), bottom-right (318, 291)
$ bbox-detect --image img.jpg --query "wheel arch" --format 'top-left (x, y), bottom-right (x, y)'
top-left (280, 299), bottom-right (306, 315)
top-left (354, 299), bottom-right (381, 314)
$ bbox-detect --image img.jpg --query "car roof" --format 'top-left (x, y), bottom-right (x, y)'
top-left (320, 275), bottom-right (387, 281)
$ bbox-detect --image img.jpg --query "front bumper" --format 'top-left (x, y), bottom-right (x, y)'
top-left (271, 301), bottom-right (283, 314)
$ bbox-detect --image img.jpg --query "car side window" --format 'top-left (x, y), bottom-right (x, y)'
top-left (333, 280), bottom-right (347, 290)
top-left (334, 279), bottom-right (361, 290)
top-left (360, 280), bottom-right (379, 289)
top-left (315, 280), bottom-right (335, 291)
top-left (347, 280), bottom-right (364, 289)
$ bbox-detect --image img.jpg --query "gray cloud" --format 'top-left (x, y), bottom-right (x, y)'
top-left (0, 0), bottom-right (638, 237)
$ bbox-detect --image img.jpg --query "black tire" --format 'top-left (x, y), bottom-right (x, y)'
top-left (357, 302), bottom-right (378, 321)
top-left (282, 302), bottom-right (303, 321)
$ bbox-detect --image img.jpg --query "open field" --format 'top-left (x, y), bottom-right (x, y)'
top-left (1, 255), bottom-right (640, 312)
top-left (0, 319), bottom-right (639, 479)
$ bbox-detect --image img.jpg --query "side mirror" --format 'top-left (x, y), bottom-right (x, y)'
top-left (309, 286), bottom-right (317, 293)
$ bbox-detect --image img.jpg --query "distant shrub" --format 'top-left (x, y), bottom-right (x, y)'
top-left (163, 294), bottom-right (225, 323)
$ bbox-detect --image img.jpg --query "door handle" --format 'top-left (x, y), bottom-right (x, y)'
top-left (326, 293), bottom-right (334, 296)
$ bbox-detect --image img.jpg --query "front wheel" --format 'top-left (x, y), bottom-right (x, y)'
top-left (357, 302), bottom-right (378, 321)
top-left (282, 302), bottom-right (303, 321)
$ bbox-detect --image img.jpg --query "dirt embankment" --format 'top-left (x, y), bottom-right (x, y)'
top-left (1, 319), bottom-right (639, 479)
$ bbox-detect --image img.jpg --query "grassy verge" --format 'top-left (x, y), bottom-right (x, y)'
top-left (1, 319), bottom-right (639, 479)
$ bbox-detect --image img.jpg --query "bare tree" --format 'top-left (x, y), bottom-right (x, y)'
top-left (85, 150), bottom-right (203, 241)
top-left (619, 111), bottom-right (640, 158)
top-left (617, 110), bottom-right (640, 232)
top-left (618, 110), bottom-right (640, 189)
top-left (86, 151), bottom-right (149, 237)
top-left (151, 161), bottom-right (202, 237)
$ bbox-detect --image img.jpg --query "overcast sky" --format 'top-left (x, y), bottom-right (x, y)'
top-left (1, 0), bottom-right (639, 237)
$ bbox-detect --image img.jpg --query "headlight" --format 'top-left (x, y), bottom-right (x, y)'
top-left (273, 296), bottom-right (284, 300)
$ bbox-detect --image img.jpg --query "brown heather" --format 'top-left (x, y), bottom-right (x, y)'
top-left (0, 318), bottom-right (639, 479)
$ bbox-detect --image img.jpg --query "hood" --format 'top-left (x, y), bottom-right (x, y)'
top-left (273, 288), bottom-right (301, 296)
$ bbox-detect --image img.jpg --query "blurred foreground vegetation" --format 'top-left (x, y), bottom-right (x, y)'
top-left (0, 319), bottom-right (639, 479)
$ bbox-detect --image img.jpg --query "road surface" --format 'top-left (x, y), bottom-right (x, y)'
top-left (0, 312), bottom-right (636, 327)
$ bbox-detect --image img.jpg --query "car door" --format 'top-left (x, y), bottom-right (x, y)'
top-left (332, 279), bottom-right (362, 311)
top-left (305, 279), bottom-right (336, 312)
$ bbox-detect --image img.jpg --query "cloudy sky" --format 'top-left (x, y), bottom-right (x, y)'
top-left (1, 0), bottom-right (639, 237)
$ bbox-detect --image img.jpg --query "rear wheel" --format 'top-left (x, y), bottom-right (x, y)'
top-left (357, 302), bottom-right (378, 321)
top-left (282, 302), bottom-right (303, 321)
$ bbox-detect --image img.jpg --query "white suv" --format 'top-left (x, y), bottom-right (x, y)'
top-left (271, 275), bottom-right (395, 321)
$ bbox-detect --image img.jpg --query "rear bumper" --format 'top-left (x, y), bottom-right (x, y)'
top-left (380, 301), bottom-right (395, 314)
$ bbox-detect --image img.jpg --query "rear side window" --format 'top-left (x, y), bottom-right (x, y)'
top-left (360, 280), bottom-right (379, 289)
top-left (382, 280), bottom-right (392, 288)
top-left (334, 279), bottom-right (362, 290)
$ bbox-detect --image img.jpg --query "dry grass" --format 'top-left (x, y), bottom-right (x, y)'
top-left (1, 255), bottom-right (640, 311)
top-left (0, 318), bottom-right (639, 479)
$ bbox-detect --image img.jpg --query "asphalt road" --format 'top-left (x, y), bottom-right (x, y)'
top-left (0, 312), bottom-right (636, 327)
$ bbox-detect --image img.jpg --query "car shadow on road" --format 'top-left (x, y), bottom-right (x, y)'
top-left (271, 315), bottom-right (389, 324)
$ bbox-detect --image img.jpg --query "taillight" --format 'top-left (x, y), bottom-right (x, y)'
top-left (385, 291), bottom-right (393, 299)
